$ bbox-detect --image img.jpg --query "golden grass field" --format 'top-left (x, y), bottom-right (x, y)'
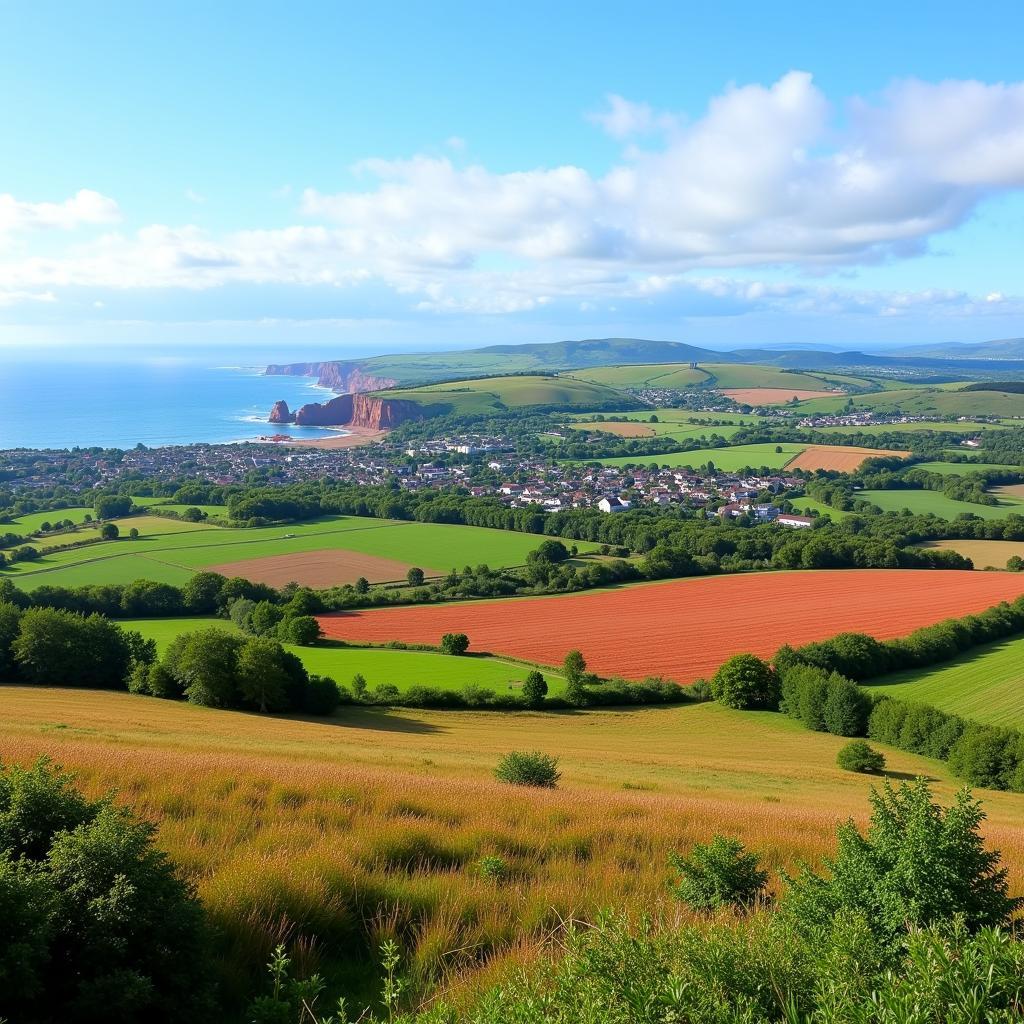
top-left (921, 538), bottom-right (1024, 569)
top-left (4, 685), bottom-right (1024, 1004)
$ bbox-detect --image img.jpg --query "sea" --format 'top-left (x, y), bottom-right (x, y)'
top-left (0, 353), bottom-right (358, 450)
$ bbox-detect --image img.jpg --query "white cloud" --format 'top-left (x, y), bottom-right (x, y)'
top-left (3, 72), bottom-right (1024, 325)
top-left (0, 189), bottom-right (120, 237)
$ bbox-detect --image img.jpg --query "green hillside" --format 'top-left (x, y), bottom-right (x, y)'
top-left (797, 385), bottom-right (1024, 418)
top-left (374, 374), bottom-right (630, 414)
top-left (564, 363), bottom-right (712, 388)
top-left (865, 635), bottom-right (1024, 728)
top-left (859, 488), bottom-right (1024, 520)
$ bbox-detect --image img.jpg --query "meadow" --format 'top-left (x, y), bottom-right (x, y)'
top-left (918, 538), bottom-right (1024, 569)
top-left (865, 634), bottom-right (1024, 728)
top-left (127, 617), bottom-right (567, 695)
top-left (860, 488), bottom-right (1024, 520)
top-left (319, 570), bottom-right (1024, 682)
top-left (911, 460), bottom-right (1024, 475)
top-left (5, 516), bottom-right (567, 590)
top-left (787, 497), bottom-right (852, 520)
top-left (586, 441), bottom-right (809, 470)
top-left (796, 386), bottom-right (1024, 419)
top-left (5, 685), bottom-right (1024, 1005)
top-left (563, 363), bottom-right (711, 388)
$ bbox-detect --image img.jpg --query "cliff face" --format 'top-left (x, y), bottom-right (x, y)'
top-left (268, 400), bottom-right (295, 424)
top-left (284, 393), bottom-right (425, 430)
top-left (264, 361), bottom-right (397, 394)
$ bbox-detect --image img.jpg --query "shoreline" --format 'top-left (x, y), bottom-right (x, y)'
top-left (275, 425), bottom-right (388, 449)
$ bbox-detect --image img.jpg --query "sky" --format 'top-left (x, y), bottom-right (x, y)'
top-left (2, 0), bottom-right (1024, 355)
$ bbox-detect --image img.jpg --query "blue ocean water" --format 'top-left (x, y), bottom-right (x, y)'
top-left (0, 360), bottom-right (346, 449)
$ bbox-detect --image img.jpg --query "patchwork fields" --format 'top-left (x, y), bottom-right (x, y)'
top-left (319, 570), bottom-right (1024, 682)
top-left (4, 515), bottom-right (568, 590)
top-left (860, 488), bottom-right (1024, 520)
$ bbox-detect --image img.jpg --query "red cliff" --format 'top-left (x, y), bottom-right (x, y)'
top-left (264, 361), bottom-right (398, 393)
top-left (284, 393), bottom-right (426, 429)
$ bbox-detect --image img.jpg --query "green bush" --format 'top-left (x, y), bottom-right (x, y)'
top-left (494, 751), bottom-right (560, 788)
top-left (668, 835), bottom-right (768, 912)
top-left (440, 632), bottom-right (470, 656)
top-left (836, 739), bottom-right (885, 773)
top-left (710, 654), bottom-right (779, 710)
top-left (521, 670), bottom-right (548, 709)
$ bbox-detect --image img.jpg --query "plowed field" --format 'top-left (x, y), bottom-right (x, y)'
top-left (211, 549), bottom-right (431, 588)
top-left (785, 445), bottom-right (909, 472)
top-left (722, 388), bottom-right (841, 405)
top-left (319, 570), bottom-right (1024, 682)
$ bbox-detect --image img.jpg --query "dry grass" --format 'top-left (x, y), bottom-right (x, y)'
top-left (921, 539), bottom-right (1024, 570)
top-left (784, 444), bottom-right (910, 472)
top-left (5, 686), bottom-right (1024, 1004)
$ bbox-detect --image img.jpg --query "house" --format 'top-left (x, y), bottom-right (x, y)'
top-left (777, 514), bottom-right (815, 529)
top-left (597, 496), bottom-right (631, 513)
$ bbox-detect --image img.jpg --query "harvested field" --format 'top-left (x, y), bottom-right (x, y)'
top-left (721, 387), bottom-right (841, 405)
top-left (920, 539), bottom-right (1024, 570)
top-left (210, 549), bottom-right (434, 588)
top-left (570, 421), bottom-right (655, 437)
top-left (994, 483), bottom-right (1024, 499)
top-left (319, 570), bottom-right (1024, 682)
top-left (784, 444), bottom-right (909, 472)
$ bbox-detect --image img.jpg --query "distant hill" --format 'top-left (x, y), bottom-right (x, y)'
top-left (888, 338), bottom-right (1024, 359)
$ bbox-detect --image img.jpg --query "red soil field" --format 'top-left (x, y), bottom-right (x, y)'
top-left (319, 570), bottom-right (1024, 683)
top-left (785, 445), bottom-right (909, 472)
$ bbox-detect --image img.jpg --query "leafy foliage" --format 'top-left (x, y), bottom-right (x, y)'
top-left (668, 835), bottom-right (768, 912)
top-left (493, 751), bottom-right (560, 788)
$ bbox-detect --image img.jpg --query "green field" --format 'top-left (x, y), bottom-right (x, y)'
top-left (911, 461), bottom-right (1024, 476)
top-left (563, 364), bottom-right (712, 388)
top-left (788, 498), bottom-right (852, 521)
top-left (817, 421), bottom-right (1008, 437)
top-left (3, 506), bottom-right (95, 536)
top-left (564, 420), bottom-right (745, 442)
top-left (374, 374), bottom-right (629, 415)
top-left (859, 488), bottom-right (1024, 520)
top-left (797, 386), bottom-right (1024, 419)
top-left (4, 516), bottom-right (574, 590)
top-left (699, 364), bottom-right (869, 390)
top-left (127, 617), bottom-right (567, 695)
top-left (584, 441), bottom-right (808, 471)
top-left (865, 635), bottom-right (1024, 728)
top-left (569, 409), bottom-right (769, 426)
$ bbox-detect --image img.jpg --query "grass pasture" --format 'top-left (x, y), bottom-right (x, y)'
top-left (585, 441), bottom-right (808, 471)
top-left (4, 686), bottom-right (1024, 1005)
top-left (125, 617), bottom-right (567, 695)
top-left (787, 498), bottom-right (852, 521)
top-left (860, 488), bottom-right (1024, 520)
top-left (911, 461), bottom-right (1024, 476)
top-left (865, 634), bottom-right (1024, 728)
top-left (562, 363), bottom-right (711, 388)
top-left (4, 516), bottom-right (574, 590)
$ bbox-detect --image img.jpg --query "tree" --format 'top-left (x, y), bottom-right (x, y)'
top-left (1008, 555), bottom-right (1024, 572)
top-left (128, 527), bottom-right (140, 539)
top-left (440, 632), bottom-right (470, 656)
top-left (301, 675), bottom-right (340, 715)
top-left (406, 566), bottom-right (425, 586)
top-left (170, 628), bottom-right (245, 708)
top-left (563, 649), bottom-right (586, 686)
top-left (494, 751), bottom-right (560, 788)
top-left (0, 601), bottom-right (24, 679)
top-left (13, 608), bottom-right (132, 689)
top-left (99, 522), bottom-right (119, 540)
top-left (354, 576), bottom-right (370, 595)
top-left (528, 539), bottom-right (570, 564)
top-left (783, 779), bottom-right (1021, 939)
top-left (285, 615), bottom-right (322, 645)
top-left (668, 835), bottom-right (768, 912)
top-left (93, 494), bottom-right (132, 520)
top-left (0, 759), bottom-right (212, 1023)
top-left (522, 670), bottom-right (548, 709)
top-left (235, 637), bottom-right (297, 713)
top-left (181, 571), bottom-right (225, 614)
top-left (711, 654), bottom-right (780, 710)
top-left (822, 676), bottom-right (871, 737)
top-left (249, 600), bottom-right (284, 636)
top-left (181, 506), bottom-right (206, 522)
top-left (836, 740), bottom-right (886, 773)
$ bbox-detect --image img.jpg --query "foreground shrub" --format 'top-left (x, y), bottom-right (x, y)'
top-left (668, 835), bottom-right (768, 912)
top-left (0, 758), bottom-right (212, 1023)
top-left (783, 779), bottom-right (1020, 939)
top-left (710, 654), bottom-right (779, 710)
top-left (836, 739), bottom-right (886, 773)
top-left (493, 751), bottom-right (560, 788)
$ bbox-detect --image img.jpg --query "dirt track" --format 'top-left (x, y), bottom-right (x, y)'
top-left (319, 570), bottom-right (1024, 682)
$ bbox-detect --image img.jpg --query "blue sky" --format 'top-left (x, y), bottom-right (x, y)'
top-left (2, 0), bottom-right (1024, 354)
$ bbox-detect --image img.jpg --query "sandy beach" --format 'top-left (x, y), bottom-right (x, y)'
top-left (280, 426), bottom-right (388, 449)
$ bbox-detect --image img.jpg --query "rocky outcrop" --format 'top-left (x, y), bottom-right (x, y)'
top-left (264, 361), bottom-right (398, 394)
top-left (279, 393), bottom-right (426, 430)
top-left (268, 400), bottom-right (294, 424)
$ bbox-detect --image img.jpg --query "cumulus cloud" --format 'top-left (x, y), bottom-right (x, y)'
top-left (0, 189), bottom-right (120, 237)
top-left (3, 72), bottom-right (1024, 323)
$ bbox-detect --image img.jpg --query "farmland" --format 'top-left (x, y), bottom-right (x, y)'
top-left (126, 617), bottom-right (566, 695)
top-left (860, 488), bottom-right (1024, 520)
top-left (911, 461), bottom-right (1024, 475)
top-left (918, 539), bottom-right (1024, 569)
top-left (563, 363), bottom-right (711, 388)
top-left (795, 385), bottom-right (1024, 419)
top-left (4, 685), bottom-right (1024, 1004)
top-left (4, 516), bottom-right (572, 590)
top-left (721, 387), bottom-right (841, 405)
top-left (319, 570), bottom-right (1024, 682)
top-left (783, 444), bottom-right (909, 472)
top-left (865, 634), bottom-right (1024, 728)
top-left (587, 441), bottom-right (809, 470)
